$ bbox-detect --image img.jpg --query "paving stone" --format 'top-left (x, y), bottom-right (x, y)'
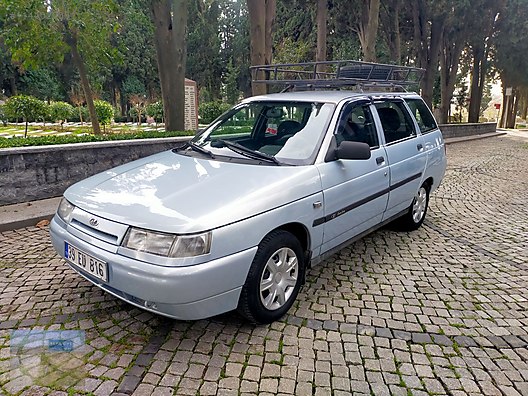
top-left (2, 137), bottom-right (528, 395)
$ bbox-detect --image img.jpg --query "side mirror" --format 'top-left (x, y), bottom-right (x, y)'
top-left (336, 141), bottom-right (371, 160)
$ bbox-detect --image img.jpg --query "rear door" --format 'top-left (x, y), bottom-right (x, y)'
top-left (404, 97), bottom-right (447, 191)
top-left (316, 100), bottom-right (389, 254)
top-left (373, 99), bottom-right (427, 220)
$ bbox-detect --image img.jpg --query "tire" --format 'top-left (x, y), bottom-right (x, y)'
top-left (395, 183), bottom-right (430, 231)
top-left (237, 230), bottom-right (305, 324)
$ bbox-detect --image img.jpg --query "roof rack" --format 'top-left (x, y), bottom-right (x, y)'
top-left (250, 60), bottom-right (424, 92)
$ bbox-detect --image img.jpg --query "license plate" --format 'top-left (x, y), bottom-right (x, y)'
top-left (64, 242), bottom-right (108, 282)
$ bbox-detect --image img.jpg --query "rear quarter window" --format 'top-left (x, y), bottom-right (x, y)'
top-left (405, 99), bottom-right (438, 134)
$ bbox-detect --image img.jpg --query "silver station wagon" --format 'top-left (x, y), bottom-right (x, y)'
top-left (50, 62), bottom-right (446, 324)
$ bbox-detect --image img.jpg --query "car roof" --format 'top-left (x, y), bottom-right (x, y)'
top-left (244, 90), bottom-right (421, 104)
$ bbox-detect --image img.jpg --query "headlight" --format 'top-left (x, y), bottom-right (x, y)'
top-left (57, 198), bottom-right (75, 223)
top-left (122, 228), bottom-right (211, 258)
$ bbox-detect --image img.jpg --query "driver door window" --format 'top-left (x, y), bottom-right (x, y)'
top-left (336, 104), bottom-right (379, 148)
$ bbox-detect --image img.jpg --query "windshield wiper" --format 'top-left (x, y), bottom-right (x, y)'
top-left (216, 139), bottom-right (281, 165)
top-left (186, 141), bottom-right (216, 159)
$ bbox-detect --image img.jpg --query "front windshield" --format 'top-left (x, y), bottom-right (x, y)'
top-left (192, 101), bottom-right (335, 165)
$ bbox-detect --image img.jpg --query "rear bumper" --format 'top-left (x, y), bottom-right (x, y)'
top-left (49, 217), bottom-right (256, 320)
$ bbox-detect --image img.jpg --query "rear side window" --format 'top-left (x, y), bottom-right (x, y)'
top-left (374, 101), bottom-right (416, 144)
top-left (405, 99), bottom-right (438, 134)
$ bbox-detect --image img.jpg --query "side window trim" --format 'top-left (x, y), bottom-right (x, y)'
top-left (403, 98), bottom-right (438, 134)
top-left (335, 99), bottom-right (380, 149)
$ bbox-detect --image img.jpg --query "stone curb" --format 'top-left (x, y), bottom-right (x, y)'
top-left (0, 196), bottom-right (61, 232)
top-left (444, 131), bottom-right (507, 144)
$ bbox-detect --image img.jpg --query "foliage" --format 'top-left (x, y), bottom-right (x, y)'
top-left (0, 104), bottom-right (6, 126)
top-left (18, 68), bottom-right (65, 101)
top-left (0, 129), bottom-right (193, 148)
top-left (49, 102), bottom-right (75, 123)
top-left (113, 0), bottom-right (158, 102)
top-left (146, 101), bottom-right (164, 122)
top-left (70, 106), bottom-right (91, 124)
top-left (199, 101), bottom-right (231, 124)
top-left (0, 0), bottom-right (120, 135)
top-left (0, 0), bottom-right (526, 130)
top-left (273, 37), bottom-right (313, 64)
top-left (94, 100), bottom-right (115, 128)
top-left (122, 75), bottom-right (147, 100)
top-left (3, 95), bottom-right (47, 136)
top-left (187, 0), bottom-right (222, 99)
top-left (3, 95), bottom-right (44, 121)
top-left (223, 60), bottom-right (240, 104)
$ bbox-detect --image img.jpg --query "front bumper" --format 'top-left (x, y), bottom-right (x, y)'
top-left (49, 217), bottom-right (256, 320)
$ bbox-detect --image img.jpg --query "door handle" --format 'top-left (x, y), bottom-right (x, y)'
top-left (376, 156), bottom-right (385, 165)
top-left (417, 143), bottom-right (423, 151)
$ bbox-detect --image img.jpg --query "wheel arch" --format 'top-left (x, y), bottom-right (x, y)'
top-left (423, 176), bottom-right (434, 191)
top-left (274, 222), bottom-right (311, 266)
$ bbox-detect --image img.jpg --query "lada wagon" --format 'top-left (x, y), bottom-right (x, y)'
top-left (50, 90), bottom-right (446, 324)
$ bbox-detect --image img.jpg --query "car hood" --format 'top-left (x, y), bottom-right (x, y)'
top-left (64, 150), bottom-right (322, 233)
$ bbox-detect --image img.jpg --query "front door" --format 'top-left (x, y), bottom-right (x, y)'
top-left (316, 101), bottom-right (389, 254)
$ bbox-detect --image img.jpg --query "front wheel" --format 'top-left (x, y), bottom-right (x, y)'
top-left (395, 183), bottom-right (430, 231)
top-left (237, 230), bottom-right (305, 324)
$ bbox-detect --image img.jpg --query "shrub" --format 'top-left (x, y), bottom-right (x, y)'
top-left (128, 107), bottom-right (146, 123)
top-left (3, 95), bottom-right (47, 137)
top-left (0, 105), bottom-right (6, 126)
top-left (93, 100), bottom-right (114, 132)
top-left (199, 101), bottom-right (231, 124)
top-left (49, 102), bottom-right (74, 129)
top-left (0, 129), bottom-right (194, 149)
top-left (146, 101), bottom-right (164, 123)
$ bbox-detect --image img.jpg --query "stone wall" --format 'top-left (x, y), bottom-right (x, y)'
top-left (438, 122), bottom-right (497, 139)
top-left (0, 137), bottom-right (191, 206)
top-left (0, 122), bottom-right (498, 205)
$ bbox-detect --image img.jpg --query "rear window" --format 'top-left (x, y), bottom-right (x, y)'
top-left (405, 99), bottom-right (438, 134)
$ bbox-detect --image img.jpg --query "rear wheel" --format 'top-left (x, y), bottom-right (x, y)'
top-left (396, 183), bottom-right (430, 231)
top-left (237, 230), bottom-right (304, 324)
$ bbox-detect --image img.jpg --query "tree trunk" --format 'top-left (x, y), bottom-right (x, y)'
top-left (420, 15), bottom-right (444, 109)
top-left (364, 0), bottom-right (380, 62)
top-left (512, 93), bottom-right (519, 128)
top-left (316, 0), bottom-right (327, 63)
top-left (502, 86), bottom-right (517, 129)
top-left (520, 89), bottom-right (528, 120)
top-left (412, 0), bottom-right (428, 67)
top-left (358, 0), bottom-right (381, 62)
top-left (66, 32), bottom-right (101, 134)
top-left (439, 38), bottom-right (463, 124)
top-left (499, 82), bottom-right (506, 128)
top-left (151, 0), bottom-right (187, 132)
top-left (9, 75), bottom-right (17, 96)
top-left (264, 0), bottom-right (276, 66)
top-left (468, 46), bottom-right (484, 123)
top-left (247, 0), bottom-right (268, 96)
top-left (389, 0), bottom-right (401, 64)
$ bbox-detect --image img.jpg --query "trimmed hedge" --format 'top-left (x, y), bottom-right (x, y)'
top-left (0, 130), bottom-right (194, 149)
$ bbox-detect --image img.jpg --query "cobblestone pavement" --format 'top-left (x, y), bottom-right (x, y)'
top-left (1, 135), bottom-right (527, 396)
